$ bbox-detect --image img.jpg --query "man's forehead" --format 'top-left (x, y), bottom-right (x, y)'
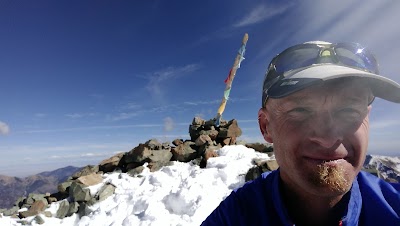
top-left (272, 78), bottom-right (371, 104)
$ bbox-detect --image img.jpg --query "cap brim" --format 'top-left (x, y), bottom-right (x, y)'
top-left (268, 64), bottom-right (400, 103)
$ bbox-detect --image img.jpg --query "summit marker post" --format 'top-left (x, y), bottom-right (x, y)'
top-left (215, 33), bottom-right (249, 126)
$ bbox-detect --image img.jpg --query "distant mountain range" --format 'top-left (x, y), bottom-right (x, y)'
top-left (0, 166), bottom-right (81, 209)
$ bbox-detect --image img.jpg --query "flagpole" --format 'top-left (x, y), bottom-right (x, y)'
top-left (215, 33), bottom-right (248, 126)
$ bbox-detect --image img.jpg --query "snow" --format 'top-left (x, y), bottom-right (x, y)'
top-left (0, 145), bottom-right (272, 226)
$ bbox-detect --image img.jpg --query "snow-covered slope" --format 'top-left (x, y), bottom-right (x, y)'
top-left (1, 147), bottom-right (399, 226)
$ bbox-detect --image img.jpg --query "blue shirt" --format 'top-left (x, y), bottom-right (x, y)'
top-left (201, 170), bottom-right (400, 225)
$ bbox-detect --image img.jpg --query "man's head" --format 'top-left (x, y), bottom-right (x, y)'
top-left (258, 41), bottom-right (400, 196)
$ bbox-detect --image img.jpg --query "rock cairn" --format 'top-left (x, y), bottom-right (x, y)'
top-left (0, 117), bottom-right (275, 224)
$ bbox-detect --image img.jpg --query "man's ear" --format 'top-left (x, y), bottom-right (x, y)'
top-left (258, 108), bottom-right (273, 143)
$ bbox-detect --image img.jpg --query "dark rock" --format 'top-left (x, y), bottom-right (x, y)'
top-left (127, 166), bottom-right (145, 176)
top-left (78, 202), bottom-right (92, 218)
top-left (245, 142), bottom-right (274, 153)
top-left (96, 184), bottom-right (116, 202)
top-left (99, 152), bottom-right (124, 173)
top-left (172, 139), bottom-right (183, 146)
top-left (192, 117), bottom-right (205, 126)
top-left (69, 182), bottom-right (91, 202)
top-left (217, 119), bottom-right (242, 138)
top-left (34, 215), bottom-right (45, 224)
top-left (57, 181), bottom-right (72, 194)
top-left (56, 200), bottom-right (69, 219)
top-left (67, 202), bottom-right (79, 217)
top-left (195, 135), bottom-right (212, 147)
top-left (124, 144), bottom-right (152, 164)
top-left (171, 142), bottom-right (198, 162)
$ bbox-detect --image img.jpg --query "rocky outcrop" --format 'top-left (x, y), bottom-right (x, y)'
top-left (0, 116), bottom-right (250, 222)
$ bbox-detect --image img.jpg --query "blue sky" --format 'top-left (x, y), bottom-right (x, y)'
top-left (1, 0), bottom-right (400, 177)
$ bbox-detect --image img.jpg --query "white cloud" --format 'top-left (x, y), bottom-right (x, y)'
top-left (234, 3), bottom-right (294, 27)
top-left (0, 121), bottom-right (10, 135)
top-left (164, 117), bottom-right (174, 132)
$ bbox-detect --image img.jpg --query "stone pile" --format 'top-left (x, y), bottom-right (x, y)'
top-left (0, 117), bottom-right (277, 224)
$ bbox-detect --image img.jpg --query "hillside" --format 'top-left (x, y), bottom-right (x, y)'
top-left (0, 166), bottom-right (81, 209)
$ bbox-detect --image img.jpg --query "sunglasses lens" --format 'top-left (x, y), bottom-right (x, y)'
top-left (275, 47), bottom-right (320, 73)
top-left (335, 44), bottom-right (379, 74)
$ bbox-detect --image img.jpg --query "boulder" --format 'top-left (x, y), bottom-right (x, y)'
top-left (76, 173), bottom-right (103, 187)
top-left (124, 144), bottom-right (152, 164)
top-left (19, 199), bottom-right (48, 218)
top-left (96, 184), bottom-right (116, 202)
top-left (69, 182), bottom-right (91, 202)
top-left (171, 141), bottom-right (198, 162)
top-left (71, 165), bottom-right (99, 179)
top-left (55, 200), bottom-right (69, 219)
top-left (99, 152), bottom-right (124, 173)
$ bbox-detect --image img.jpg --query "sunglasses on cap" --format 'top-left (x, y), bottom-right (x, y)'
top-left (262, 42), bottom-right (380, 107)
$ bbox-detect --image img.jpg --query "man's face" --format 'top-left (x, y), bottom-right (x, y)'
top-left (258, 79), bottom-right (372, 197)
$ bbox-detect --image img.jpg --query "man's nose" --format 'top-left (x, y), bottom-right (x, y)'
top-left (308, 112), bottom-right (343, 149)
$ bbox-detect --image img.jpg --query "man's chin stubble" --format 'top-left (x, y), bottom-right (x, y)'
top-left (312, 162), bottom-right (351, 193)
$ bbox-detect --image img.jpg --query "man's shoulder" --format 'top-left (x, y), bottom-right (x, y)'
top-left (357, 171), bottom-right (400, 221)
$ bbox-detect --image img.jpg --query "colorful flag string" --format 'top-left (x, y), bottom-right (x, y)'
top-left (215, 33), bottom-right (248, 126)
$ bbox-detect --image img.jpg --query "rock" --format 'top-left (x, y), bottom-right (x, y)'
top-left (34, 215), bottom-right (45, 224)
top-left (46, 196), bottom-right (57, 204)
top-left (171, 141), bottom-right (198, 162)
top-left (78, 202), bottom-right (92, 218)
top-left (56, 200), bottom-right (69, 219)
top-left (58, 181), bottom-right (73, 194)
top-left (189, 124), bottom-right (202, 141)
top-left (19, 200), bottom-right (48, 218)
top-left (99, 152), bottom-right (124, 173)
top-left (245, 142), bottom-right (274, 153)
top-left (192, 117), bottom-right (205, 126)
top-left (76, 173), bottom-right (103, 186)
top-left (148, 161), bottom-right (173, 172)
top-left (69, 182), bottom-right (91, 202)
top-left (148, 150), bottom-right (172, 163)
top-left (127, 166), bottom-right (145, 176)
top-left (145, 139), bottom-right (162, 150)
top-left (124, 144), bottom-right (152, 164)
top-left (245, 166), bottom-right (263, 182)
top-left (2, 206), bottom-right (19, 216)
top-left (96, 184), bottom-right (116, 202)
top-left (67, 202), bottom-right (79, 217)
top-left (72, 165), bottom-right (99, 179)
top-left (172, 139), bottom-right (183, 146)
top-left (195, 135), bottom-right (212, 146)
top-left (217, 119), bottom-right (242, 138)
top-left (199, 130), bottom-right (219, 140)
top-left (222, 137), bottom-right (231, 146)
top-left (43, 211), bottom-right (52, 217)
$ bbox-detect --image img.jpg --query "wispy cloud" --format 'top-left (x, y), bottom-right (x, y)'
top-left (164, 117), bottom-right (174, 132)
top-left (18, 122), bottom-right (188, 134)
top-left (111, 112), bottom-right (139, 121)
top-left (65, 113), bottom-right (96, 119)
top-left (0, 121), bottom-right (10, 135)
top-left (141, 64), bottom-right (201, 102)
top-left (234, 3), bottom-right (294, 27)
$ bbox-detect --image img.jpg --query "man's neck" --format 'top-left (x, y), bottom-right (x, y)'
top-left (279, 178), bottom-right (350, 226)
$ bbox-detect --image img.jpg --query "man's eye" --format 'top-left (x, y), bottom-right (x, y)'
top-left (291, 107), bottom-right (309, 113)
